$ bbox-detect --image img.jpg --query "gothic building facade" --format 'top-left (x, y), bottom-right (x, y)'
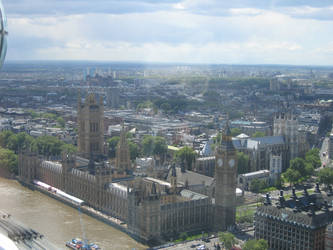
top-left (18, 93), bottom-right (238, 243)
top-left (77, 93), bottom-right (104, 159)
top-left (214, 122), bottom-right (237, 231)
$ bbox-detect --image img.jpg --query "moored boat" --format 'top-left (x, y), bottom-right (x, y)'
top-left (66, 238), bottom-right (100, 250)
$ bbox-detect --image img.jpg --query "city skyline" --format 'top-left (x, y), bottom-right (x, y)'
top-left (3, 0), bottom-right (333, 66)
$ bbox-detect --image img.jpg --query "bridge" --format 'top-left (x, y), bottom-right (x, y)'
top-left (0, 210), bottom-right (57, 250)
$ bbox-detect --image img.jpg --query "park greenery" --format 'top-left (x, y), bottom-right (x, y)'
top-left (174, 146), bottom-right (197, 171)
top-left (252, 131), bottom-right (265, 138)
top-left (107, 135), bottom-right (141, 160)
top-left (0, 131), bottom-right (77, 175)
top-left (283, 150), bottom-right (319, 186)
top-left (250, 179), bottom-right (269, 193)
top-left (243, 239), bottom-right (268, 250)
top-left (0, 147), bottom-right (18, 175)
top-left (218, 232), bottom-right (237, 250)
top-left (236, 206), bottom-right (255, 224)
top-left (174, 232), bottom-right (209, 243)
top-left (283, 158), bottom-right (314, 186)
top-left (317, 167), bottom-right (333, 186)
top-left (142, 135), bottom-right (168, 157)
top-left (305, 148), bottom-right (321, 169)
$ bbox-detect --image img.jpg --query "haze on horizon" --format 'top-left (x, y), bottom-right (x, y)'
top-left (3, 0), bottom-right (333, 66)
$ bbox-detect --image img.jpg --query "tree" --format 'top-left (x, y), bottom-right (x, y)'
top-left (283, 167), bottom-right (302, 186)
top-left (283, 158), bottom-right (314, 186)
top-left (179, 232), bottom-right (188, 241)
top-left (174, 146), bottom-right (196, 171)
top-left (61, 144), bottom-right (77, 154)
top-left (237, 151), bottom-right (250, 174)
top-left (56, 117), bottom-right (65, 128)
top-left (243, 239), bottom-right (268, 250)
top-left (250, 179), bottom-right (267, 193)
top-left (128, 141), bottom-right (141, 160)
top-left (252, 131), bottom-right (265, 138)
top-left (305, 148), bottom-right (321, 169)
top-left (0, 147), bottom-right (18, 175)
top-left (107, 136), bottom-right (120, 158)
top-left (6, 132), bottom-right (34, 153)
top-left (142, 135), bottom-right (155, 156)
top-left (32, 136), bottom-right (64, 157)
top-left (142, 135), bottom-right (167, 157)
top-left (318, 168), bottom-right (333, 186)
top-left (153, 136), bottom-right (167, 156)
top-left (0, 130), bottom-right (14, 148)
top-left (218, 232), bottom-right (236, 250)
top-left (231, 128), bottom-right (241, 137)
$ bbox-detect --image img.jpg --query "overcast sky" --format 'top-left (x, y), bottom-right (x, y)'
top-left (3, 0), bottom-right (333, 65)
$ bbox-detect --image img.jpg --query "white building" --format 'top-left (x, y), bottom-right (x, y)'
top-left (238, 170), bottom-right (270, 191)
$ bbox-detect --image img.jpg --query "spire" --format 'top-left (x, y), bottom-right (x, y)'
top-left (218, 115), bottom-right (235, 151)
top-left (171, 164), bottom-right (177, 177)
top-left (224, 117), bottom-right (232, 137)
top-left (119, 123), bottom-right (127, 145)
top-left (88, 153), bottom-right (95, 175)
top-left (151, 182), bottom-right (157, 195)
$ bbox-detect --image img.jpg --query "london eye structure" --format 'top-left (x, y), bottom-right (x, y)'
top-left (0, 0), bottom-right (7, 69)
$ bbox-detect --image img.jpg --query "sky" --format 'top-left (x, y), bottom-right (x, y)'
top-left (2, 0), bottom-right (333, 65)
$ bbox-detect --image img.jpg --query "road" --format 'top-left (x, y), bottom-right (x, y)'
top-left (320, 137), bottom-right (330, 168)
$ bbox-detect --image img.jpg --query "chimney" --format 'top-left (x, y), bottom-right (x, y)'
top-left (292, 187), bottom-right (297, 200)
top-left (264, 193), bottom-right (271, 206)
top-left (278, 190), bottom-right (285, 208)
top-left (315, 183), bottom-right (321, 193)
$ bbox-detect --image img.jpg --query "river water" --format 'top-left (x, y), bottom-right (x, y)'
top-left (0, 177), bottom-right (147, 250)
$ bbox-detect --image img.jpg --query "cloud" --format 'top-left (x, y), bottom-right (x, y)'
top-left (283, 5), bottom-right (333, 20)
top-left (3, 0), bottom-right (178, 16)
top-left (3, 0), bottom-right (333, 19)
top-left (2, 0), bottom-right (333, 65)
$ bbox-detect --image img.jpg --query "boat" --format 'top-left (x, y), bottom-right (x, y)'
top-left (66, 238), bottom-right (101, 250)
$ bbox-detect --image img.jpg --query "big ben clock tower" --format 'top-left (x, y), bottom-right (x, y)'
top-left (214, 120), bottom-right (237, 231)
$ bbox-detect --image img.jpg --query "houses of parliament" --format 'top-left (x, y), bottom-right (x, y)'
top-left (18, 93), bottom-right (238, 242)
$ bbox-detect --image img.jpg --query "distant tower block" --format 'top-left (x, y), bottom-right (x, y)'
top-left (214, 120), bottom-right (238, 231)
top-left (77, 92), bottom-right (104, 160)
top-left (108, 87), bottom-right (120, 108)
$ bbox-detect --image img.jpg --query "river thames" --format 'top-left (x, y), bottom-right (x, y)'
top-left (0, 177), bottom-right (147, 250)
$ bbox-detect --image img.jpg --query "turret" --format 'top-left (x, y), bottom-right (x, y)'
top-left (170, 164), bottom-right (177, 193)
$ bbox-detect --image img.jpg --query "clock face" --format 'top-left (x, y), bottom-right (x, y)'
top-left (217, 158), bottom-right (223, 167)
top-left (228, 159), bottom-right (235, 168)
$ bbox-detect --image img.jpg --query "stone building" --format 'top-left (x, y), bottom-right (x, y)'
top-left (214, 121), bottom-right (237, 231)
top-left (77, 93), bottom-right (104, 159)
top-left (232, 112), bottom-right (308, 174)
top-left (255, 186), bottom-right (333, 250)
top-left (273, 112), bottom-right (299, 164)
top-left (17, 92), bottom-right (238, 243)
top-left (115, 125), bottom-right (132, 176)
top-left (18, 152), bottom-right (212, 242)
top-left (194, 156), bottom-right (215, 177)
top-left (232, 135), bottom-right (288, 172)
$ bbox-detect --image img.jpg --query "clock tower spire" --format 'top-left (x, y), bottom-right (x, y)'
top-left (214, 119), bottom-right (237, 231)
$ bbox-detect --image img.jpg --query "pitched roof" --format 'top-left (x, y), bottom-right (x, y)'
top-left (169, 167), bottom-right (214, 187)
